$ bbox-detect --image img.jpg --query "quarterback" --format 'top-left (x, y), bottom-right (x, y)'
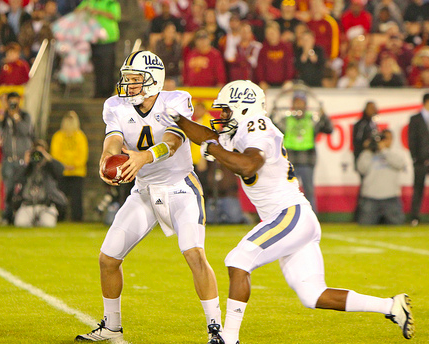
top-left (168, 80), bottom-right (415, 344)
top-left (75, 51), bottom-right (222, 342)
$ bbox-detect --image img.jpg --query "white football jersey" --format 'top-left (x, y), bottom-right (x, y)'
top-left (221, 113), bottom-right (309, 221)
top-left (103, 91), bottom-right (194, 187)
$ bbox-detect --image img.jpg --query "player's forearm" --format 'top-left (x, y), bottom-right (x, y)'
top-left (208, 145), bottom-right (264, 178)
top-left (176, 115), bottom-right (218, 145)
top-left (100, 136), bottom-right (123, 164)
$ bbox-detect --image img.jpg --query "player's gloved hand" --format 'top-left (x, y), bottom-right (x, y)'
top-left (166, 108), bottom-right (180, 122)
top-left (200, 139), bottom-right (218, 162)
top-left (157, 108), bottom-right (180, 126)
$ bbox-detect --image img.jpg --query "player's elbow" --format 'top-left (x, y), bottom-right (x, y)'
top-left (238, 152), bottom-right (265, 178)
top-left (239, 166), bottom-right (259, 179)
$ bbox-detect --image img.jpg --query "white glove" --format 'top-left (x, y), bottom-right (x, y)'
top-left (166, 108), bottom-right (180, 122)
top-left (200, 139), bottom-right (218, 162)
top-left (157, 108), bottom-right (180, 126)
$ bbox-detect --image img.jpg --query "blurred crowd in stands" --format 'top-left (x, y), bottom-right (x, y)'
top-left (138, 0), bottom-right (429, 90)
top-left (0, 0), bottom-right (427, 90)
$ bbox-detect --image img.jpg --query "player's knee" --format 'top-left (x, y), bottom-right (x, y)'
top-left (294, 274), bottom-right (327, 309)
top-left (184, 247), bottom-right (207, 271)
top-left (99, 252), bottom-right (122, 271)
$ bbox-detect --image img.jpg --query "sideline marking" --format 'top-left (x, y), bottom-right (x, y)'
top-left (323, 246), bottom-right (384, 254)
top-left (0, 267), bottom-right (97, 327)
top-left (324, 234), bottom-right (429, 256)
top-left (0, 267), bottom-right (131, 343)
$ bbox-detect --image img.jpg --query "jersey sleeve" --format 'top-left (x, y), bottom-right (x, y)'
top-left (103, 100), bottom-right (123, 140)
top-left (239, 116), bottom-right (280, 162)
top-left (165, 91), bottom-right (194, 141)
top-left (171, 91), bottom-right (193, 120)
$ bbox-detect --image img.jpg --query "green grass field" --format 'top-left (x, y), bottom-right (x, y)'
top-left (0, 222), bottom-right (428, 344)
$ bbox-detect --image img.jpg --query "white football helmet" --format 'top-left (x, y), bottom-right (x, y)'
top-left (117, 50), bottom-right (165, 105)
top-left (211, 80), bottom-right (266, 135)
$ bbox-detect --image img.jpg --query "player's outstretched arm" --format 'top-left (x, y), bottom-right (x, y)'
top-left (175, 115), bottom-right (219, 145)
top-left (207, 144), bottom-right (265, 178)
top-left (99, 135), bottom-right (124, 185)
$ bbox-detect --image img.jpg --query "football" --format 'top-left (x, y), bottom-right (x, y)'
top-left (102, 154), bottom-right (129, 183)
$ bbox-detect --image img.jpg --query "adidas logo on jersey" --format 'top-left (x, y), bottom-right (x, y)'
top-left (128, 117), bottom-right (136, 123)
top-left (155, 199), bottom-right (163, 205)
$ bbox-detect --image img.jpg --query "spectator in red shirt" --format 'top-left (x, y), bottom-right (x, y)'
top-left (307, 0), bottom-right (340, 59)
top-left (183, 29), bottom-right (227, 87)
top-left (184, 0), bottom-right (206, 33)
top-left (255, 21), bottom-right (295, 90)
top-left (341, 0), bottom-right (372, 37)
top-left (0, 42), bottom-right (29, 85)
top-left (408, 47), bottom-right (429, 87)
top-left (377, 33), bottom-right (414, 77)
top-left (226, 22), bottom-right (262, 82)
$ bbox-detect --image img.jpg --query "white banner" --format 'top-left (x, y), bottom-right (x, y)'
top-left (266, 88), bottom-right (426, 187)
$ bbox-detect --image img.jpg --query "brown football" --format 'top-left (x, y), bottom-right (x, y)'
top-left (102, 154), bottom-right (129, 183)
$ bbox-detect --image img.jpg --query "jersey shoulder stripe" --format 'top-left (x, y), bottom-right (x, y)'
top-left (165, 126), bottom-right (186, 141)
top-left (105, 130), bottom-right (124, 139)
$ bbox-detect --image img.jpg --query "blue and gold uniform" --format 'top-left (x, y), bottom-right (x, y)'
top-left (101, 91), bottom-right (207, 257)
top-left (222, 114), bottom-right (325, 306)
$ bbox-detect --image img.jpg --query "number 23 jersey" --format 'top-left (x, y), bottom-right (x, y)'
top-left (102, 91), bottom-right (194, 186)
top-left (224, 114), bottom-right (309, 221)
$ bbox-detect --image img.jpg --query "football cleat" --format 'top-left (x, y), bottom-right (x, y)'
top-left (208, 323), bottom-right (225, 344)
top-left (385, 293), bottom-right (415, 339)
top-left (75, 319), bottom-right (123, 342)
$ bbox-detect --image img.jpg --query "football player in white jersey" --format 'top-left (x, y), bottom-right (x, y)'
top-left (75, 51), bottom-right (222, 342)
top-left (166, 80), bottom-right (415, 344)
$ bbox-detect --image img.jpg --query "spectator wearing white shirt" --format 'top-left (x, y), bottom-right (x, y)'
top-left (337, 62), bottom-right (369, 88)
top-left (357, 129), bottom-right (405, 225)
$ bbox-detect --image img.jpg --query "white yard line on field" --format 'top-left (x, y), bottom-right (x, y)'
top-left (0, 267), bottom-right (132, 343)
top-left (323, 233), bottom-right (429, 256)
top-left (0, 266), bottom-right (97, 327)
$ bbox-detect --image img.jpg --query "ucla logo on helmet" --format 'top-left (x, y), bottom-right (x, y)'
top-left (229, 87), bottom-right (256, 104)
top-left (143, 54), bottom-right (164, 70)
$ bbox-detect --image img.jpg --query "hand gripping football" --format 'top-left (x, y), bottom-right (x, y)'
top-left (102, 154), bottom-right (129, 183)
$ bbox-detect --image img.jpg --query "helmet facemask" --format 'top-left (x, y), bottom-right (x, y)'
top-left (211, 80), bottom-right (266, 136)
top-left (117, 51), bottom-right (165, 106)
top-left (117, 71), bottom-right (157, 105)
top-left (210, 106), bottom-right (242, 135)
